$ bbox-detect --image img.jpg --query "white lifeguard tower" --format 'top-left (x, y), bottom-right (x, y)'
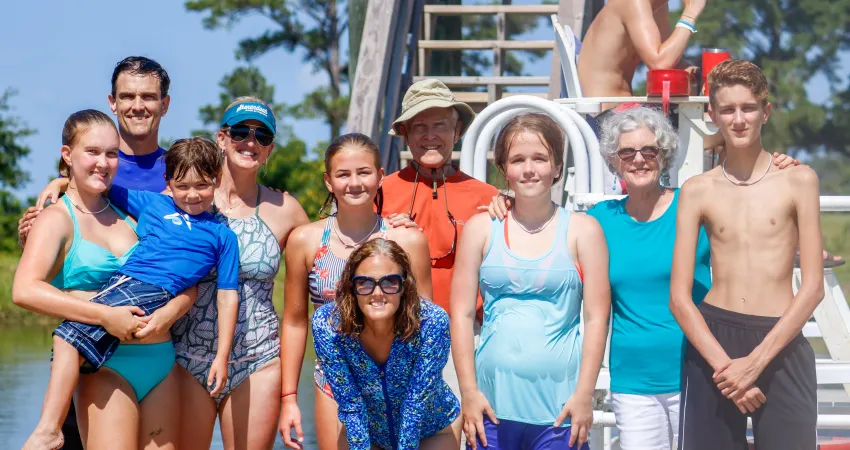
top-left (461, 13), bottom-right (850, 450)
top-left (346, 1), bottom-right (850, 448)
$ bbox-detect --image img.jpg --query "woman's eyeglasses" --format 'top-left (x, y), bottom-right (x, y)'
top-left (352, 274), bottom-right (405, 295)
top-left (617, 145), bottom-right (660, 161)
top-left (228, 124), bottom-right (275, 147)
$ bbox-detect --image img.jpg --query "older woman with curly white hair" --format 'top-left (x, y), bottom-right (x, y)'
top-left (586, 106), bottom-right (797, 449)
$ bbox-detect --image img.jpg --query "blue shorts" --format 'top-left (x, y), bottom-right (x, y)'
top-left (54, 275), bottom-right (172, 369)
top-left (477, 416), bottom-right (590, 450)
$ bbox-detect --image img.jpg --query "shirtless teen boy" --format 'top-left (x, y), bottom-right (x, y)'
top-left (669, 59), bottom-right (824, 450)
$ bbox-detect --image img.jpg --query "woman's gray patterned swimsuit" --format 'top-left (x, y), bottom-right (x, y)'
top-left (172, 195), bottom-right (281, 404)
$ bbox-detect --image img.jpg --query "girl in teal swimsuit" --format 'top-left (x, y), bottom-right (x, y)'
top-left (15, 110), bottom-right (194, 450)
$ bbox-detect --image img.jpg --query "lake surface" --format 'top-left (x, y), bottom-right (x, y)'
top-left (0, 326), bottom-right (320, 449)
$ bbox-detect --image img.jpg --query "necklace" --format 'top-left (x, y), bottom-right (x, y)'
top-left (512, 207), bottom-right (557, 234)
top-left (722, 154), bottom-right (772, 186)
top-left (68, 197), bottom-right (112, 215)
top-left (333, 217), bottom-right (380, 249)
top-left (215, 192), bottom-right (245, 215)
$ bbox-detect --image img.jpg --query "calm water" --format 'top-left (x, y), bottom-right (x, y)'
top-left (0, 326), bottom-right (320, 449)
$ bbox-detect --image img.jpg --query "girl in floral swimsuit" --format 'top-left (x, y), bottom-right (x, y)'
top-left (312, 238), bottom-right (461, 449)
top-left (279, 133), bottom-right (433, 449)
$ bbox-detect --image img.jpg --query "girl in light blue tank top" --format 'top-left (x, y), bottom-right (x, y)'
top-left (478, 207), bottom-right (583, 424)
top-left (451, 113), bottom-right (610, 450)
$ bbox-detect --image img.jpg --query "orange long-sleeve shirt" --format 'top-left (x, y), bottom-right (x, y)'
top-left (381, 166), bottom-right (498, 315)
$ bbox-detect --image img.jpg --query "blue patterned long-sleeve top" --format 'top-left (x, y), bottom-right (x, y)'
top-left (312, 299), bottom-right (460, 450)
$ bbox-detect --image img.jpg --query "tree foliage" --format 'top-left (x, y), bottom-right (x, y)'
top-left (185, 0), bottom-right (349, 140)
top-left (195, 66), bottom-right (327, 219)
top-left (0, 90), bottom-right (33, 252)
top-left (0, 90), bottom-right (34, 190)
top-left (672, 0), bottom-right (850, 156)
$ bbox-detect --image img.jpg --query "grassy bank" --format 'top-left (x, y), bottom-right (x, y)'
top-left (2, 213), bottom-right (849, 324)
top-left (0, 252), bottom-right (58, 326)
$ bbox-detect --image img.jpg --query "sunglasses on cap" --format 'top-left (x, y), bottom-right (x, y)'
top-left (228, 123), bottom-right (275, 147)
top-left (617, 145), bottom-right (660, 161)
top-left (352, 274), bottom-right (405, 295)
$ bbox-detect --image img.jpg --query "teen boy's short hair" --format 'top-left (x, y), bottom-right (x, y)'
top-left (708, 59), bottom-right (770, 107)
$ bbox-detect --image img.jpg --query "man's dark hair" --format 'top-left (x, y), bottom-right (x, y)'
top-left (111, 56), bottom-right (171, 98)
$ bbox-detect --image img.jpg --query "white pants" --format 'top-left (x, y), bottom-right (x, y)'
top-left (612, 392), bottom-right (680, 450)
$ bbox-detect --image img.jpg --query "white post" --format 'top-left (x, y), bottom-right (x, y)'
top-left (673, 103), bottom-right (706, 187)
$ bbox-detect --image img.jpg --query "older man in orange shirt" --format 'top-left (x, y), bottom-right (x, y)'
top-left (381, 79), bottom-right (498, 396)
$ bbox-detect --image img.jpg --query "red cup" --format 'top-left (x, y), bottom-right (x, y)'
top-left (702, 48), bottom-right (731, 95)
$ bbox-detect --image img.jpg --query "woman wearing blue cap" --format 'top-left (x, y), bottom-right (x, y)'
top-left (171, 97), bottom-right (311, 449)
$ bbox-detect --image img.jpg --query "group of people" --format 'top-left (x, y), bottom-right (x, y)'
top-left (12, 52), bottom-right (825, 450)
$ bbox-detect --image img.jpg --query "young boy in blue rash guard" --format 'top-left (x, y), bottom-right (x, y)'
top-left (26, 137), bottom-right (240, 450)
top-left (312, 238), bottom-right (462, 450)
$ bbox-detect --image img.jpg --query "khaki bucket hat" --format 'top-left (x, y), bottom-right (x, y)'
top-left (389, 79), bottom-right (476, 137)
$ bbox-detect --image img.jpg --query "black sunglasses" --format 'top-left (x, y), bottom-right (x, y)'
top-left (228, 123), bottom-right (275, 147)
top-left (617, 146), bottom-right (660, 161)
top-left (352, 274), bottom-right (405, 295)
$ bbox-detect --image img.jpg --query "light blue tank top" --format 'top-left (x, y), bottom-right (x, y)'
top-left (476, 207), bottom-right (583, 425)
top-left (50, 195), bottom-right (138, 291)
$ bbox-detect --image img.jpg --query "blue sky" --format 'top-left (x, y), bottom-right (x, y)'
top-left (1, 0), bottom-right (847, 200)
top-left (0, 0), bottom-right (329, 199)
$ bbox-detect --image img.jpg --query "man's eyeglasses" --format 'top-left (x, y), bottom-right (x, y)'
top-left (407, 163), bottom-right (458, 262)
top-left (617, 145), bottom-right (660, 161)
top-left (228, 123), bottom-right (275, 147)
top-left (352, 274), bottom-right (405, 295)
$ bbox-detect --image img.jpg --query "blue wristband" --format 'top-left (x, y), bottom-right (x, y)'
top-left (676, 20), bottom-right (697, 33)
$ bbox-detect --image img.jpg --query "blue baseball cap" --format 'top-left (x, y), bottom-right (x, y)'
top-left (220, 101), bottom-right (276, 133)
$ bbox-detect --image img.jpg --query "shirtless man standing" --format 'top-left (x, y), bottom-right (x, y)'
top-left (578, 0), bottom-right (704, 110)
top-left (670, 59), bottom-right (823, 449)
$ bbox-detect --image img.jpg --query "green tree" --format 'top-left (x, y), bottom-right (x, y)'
top-left (192, 66), bottom-right (289, 138)
top-left (195, 66), bottom-right (327, 219)
top-left (0, 89), bottom-right (33, 191)
top-left (186, 0), bottom-right (349, 140)
top-left (672, 0), bottom-right (850, 156)
top-left (0, 89), bottom-right (34, 252)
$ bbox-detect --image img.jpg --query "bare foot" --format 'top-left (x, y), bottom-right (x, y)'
top-left (21, 428), bottom-right (64, 450)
